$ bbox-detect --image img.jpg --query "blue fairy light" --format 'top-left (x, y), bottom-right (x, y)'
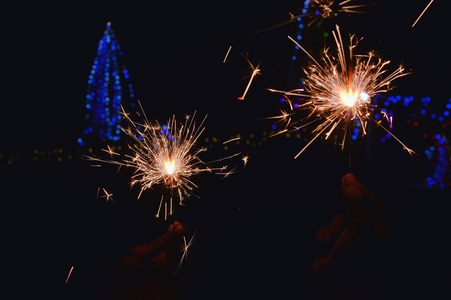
top-left (80, 22), bottom-right (137, 144)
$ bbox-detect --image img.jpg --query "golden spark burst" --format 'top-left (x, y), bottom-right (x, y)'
top-left (269, 25), bottom-right (414, 158)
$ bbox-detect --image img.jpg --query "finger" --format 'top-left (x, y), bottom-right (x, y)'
top-left (329, 214), bottom-right (345, 236)
top-left (315, 226), bottom-right (332, 258)
top-left (131, 221), bottom-right (183, 259)
top-left (312, 256), bottom-right (331, 276)
top-left (316, 226), bottom-right (332, 243)
top-left (341, 173), bottom-right (372, 229)
top-left (330, 227), bottom-right (354, 258)
top-left (173, 221), bottom-right (189, 238)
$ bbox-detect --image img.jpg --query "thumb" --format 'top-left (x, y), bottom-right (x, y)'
top-left (341, 173), bottom-right (372, 229)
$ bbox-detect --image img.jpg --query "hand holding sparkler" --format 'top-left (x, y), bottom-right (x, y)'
top-left (106, 221), bottom-right (189, 299)
top-left (312, 173), bottom-right (391, 298)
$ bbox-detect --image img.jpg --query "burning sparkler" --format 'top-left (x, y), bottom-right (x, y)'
top-left (243, 0), bottom-right (372, 37)
top-left (88, 104), bottom-right (237, 217)
top-left (311, 0), bottom-right (370, 19)
top-left (269, 25), bottom-right (414, 158)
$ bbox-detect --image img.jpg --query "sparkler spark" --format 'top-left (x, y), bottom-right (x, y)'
top-left (101, 188), bottom-right (114, 202)
top-left (238, 62), bottom-right (260, 100)
top-left (223, 45), bottom-right (232, 63)
top-left (242, 155), bottom-right (249, 166)
top-left (412, 0), bottom-right (435, 27)
top-left (176, 228), bottom-right (198, 274)
top-left (65, 266), bottom-right (74, 284)
top-left (88, 105), bottom-right (236, 216)
top-left (270, 25), bottom-right (414, 158)
top-left (223, 137), bottom-right (240, 144)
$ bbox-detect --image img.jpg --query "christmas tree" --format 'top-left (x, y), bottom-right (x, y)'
top-left (78, 22), bottom-right (136, 146)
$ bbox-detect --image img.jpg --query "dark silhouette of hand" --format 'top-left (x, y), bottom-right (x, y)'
top-left (312, 173), bottom-right (390, 299)
top-left (105, 221), bottom-right (188, 299)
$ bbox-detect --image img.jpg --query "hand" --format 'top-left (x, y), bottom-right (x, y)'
top-left (312, 173), bottom-right (390, 298)
top-left (106, 221), bottom-right (188, 299)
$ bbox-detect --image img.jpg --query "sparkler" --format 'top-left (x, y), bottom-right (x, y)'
top-left (243, 0), bottom-right (372, 37)
top-left (311, 0), bottom-right (370, 19)
top-left (269, 25), bottom-right (414, 158)
top-left (88, 104), bottom-right (236, 217)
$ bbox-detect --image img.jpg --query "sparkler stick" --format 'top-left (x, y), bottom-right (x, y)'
top-left (412, 0), bottom-right (435, 27)
top-left (269, 25), bottom-right (414, 158)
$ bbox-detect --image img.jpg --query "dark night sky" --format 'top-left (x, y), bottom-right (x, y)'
top-left (2, 0), bottom-right (450, 152)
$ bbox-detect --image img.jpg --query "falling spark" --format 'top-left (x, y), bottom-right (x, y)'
top-left (270, 25), bottom-right (414, 158)
top-left (156, 195), bottom-right (164, 218)
top-left (223, 137), bottom-right (240, 144)
top-left (217, 166), bottom-right (238, 179)
top-left (65, 266), bottom-right (74, 284)
top-left (237, 53), bottom-right (260, 100)
top-left (238, 65), bottom-right (261, 100)
top-left (412, 0), bottom-right (435, 27)
top-left (242, 155), bottom-right (249, 166)
top-left (101, 188), bottom-right (114, 202)
top-left (176, 228), bottom-right (198, 274)
top-left (102, 145), bottom-right (119, 157)
top-left (88, 104), bottom-right (239, 216)
top-left (223, 45), bottom-right (232, 63)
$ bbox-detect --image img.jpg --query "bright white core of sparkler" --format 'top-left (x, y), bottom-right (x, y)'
top-left (340, 88), bottom-right (359, 107)
top-left (339, 89), bottom-right (369, 107)
top-left (164, 158), bottom-right (176, 175)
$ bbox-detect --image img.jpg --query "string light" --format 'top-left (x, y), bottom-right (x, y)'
top-left (79, 22), bottom-right (136, 146)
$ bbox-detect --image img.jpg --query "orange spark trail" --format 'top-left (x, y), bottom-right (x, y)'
top-left (412, 0), bottom-right (435, 27)
top-left (223, 46), bottom-right (232, 63)
top-left (238, 67), bottom-right (260, 100)
top-left (65, 266), bottom-right (74, 284)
